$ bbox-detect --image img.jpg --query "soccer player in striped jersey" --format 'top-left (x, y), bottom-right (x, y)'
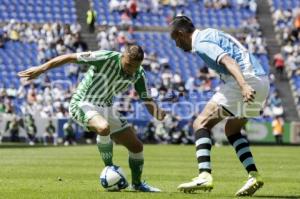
top-left (170, 16), bottom-right (268, 196)
top-left (18, 44), bottom-right (166, 192)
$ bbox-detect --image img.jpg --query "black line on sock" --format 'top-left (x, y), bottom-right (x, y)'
top-left (239, 152), bottom-right (253, 162)
top-left (196, 143), bottom-right (212, 150)
top-left (235, 142), bottom-right (249, 152)
top-left (227, 133), bottom-right (244, 145)
top-left (197, 156), bottom-right (210, 163)
top-left (246, 164), bottom-right (258, 172)
top-left (199, 168), bottom-right (211, 173)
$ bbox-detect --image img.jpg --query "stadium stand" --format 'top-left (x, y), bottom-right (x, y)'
top-left (269, 0), bottom-right (300, 116)
top-left (0, 0), bottom-right (77, 23)
top-left (0, 20), bottom-right (86, 117)
top-left (92, 0), bottom-right (257, 28)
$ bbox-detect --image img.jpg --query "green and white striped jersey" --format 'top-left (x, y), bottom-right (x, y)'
top-left (71, 50), bottom-right (150, 106)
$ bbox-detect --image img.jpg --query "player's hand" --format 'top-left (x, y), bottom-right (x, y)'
top-left (18, 66), bottom-right (44, 80)
top-left (156, 109), bottom-right (166, 121)
top-left (241, 83), bottom-right (256, 103)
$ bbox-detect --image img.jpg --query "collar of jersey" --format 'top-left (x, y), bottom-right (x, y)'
top-left (191, 29), bottom-right (200, 53)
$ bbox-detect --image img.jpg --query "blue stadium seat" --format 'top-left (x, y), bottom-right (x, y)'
top-left (0, 0), bottom-right (77, 23)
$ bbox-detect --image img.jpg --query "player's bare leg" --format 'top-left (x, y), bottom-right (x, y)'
top-left (88, 115), bottom-right (113, 166)
top-left (178, 101), bottom-right (230, 193)
top-left (225, 118), bottom-right (264, 196)
top-left (112, 126), bottom-right (161, 192)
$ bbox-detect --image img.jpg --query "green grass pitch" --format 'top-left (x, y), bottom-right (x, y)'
top-left (0, 145), bottom-right (300, 199)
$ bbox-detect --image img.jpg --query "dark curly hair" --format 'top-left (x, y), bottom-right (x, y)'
top-left (170, 16), bottom-right (195, 34)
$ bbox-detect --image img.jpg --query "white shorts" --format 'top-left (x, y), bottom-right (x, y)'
top-left (211, 75), bottom-right (270, 118)
top-left (70, 101), bottom-right (130, 134)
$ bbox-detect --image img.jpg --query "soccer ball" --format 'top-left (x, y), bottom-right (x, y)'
top-left (100, 165), bottom-right (128, 191)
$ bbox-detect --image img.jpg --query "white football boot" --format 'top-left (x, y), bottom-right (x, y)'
top-left (235, 171), bottom-right (264, 197)
top-left (178, 171), bottom-right (213, 193)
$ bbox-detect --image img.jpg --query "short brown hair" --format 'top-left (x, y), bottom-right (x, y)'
top-left (126, 44), bottom-right (144, 61)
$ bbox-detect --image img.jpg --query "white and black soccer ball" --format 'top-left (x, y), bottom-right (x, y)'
top-left (100, 165), bottom-right (128, 191)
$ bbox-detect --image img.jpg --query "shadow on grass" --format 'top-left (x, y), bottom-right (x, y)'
top-left (122, 190), bottom-right (200, 195)
top-left (0, 143), bottom-right (84, 149)
top-left (0, 144), bottom-right (49, 149)
top-left (255, 195), bottom-right (300, 199)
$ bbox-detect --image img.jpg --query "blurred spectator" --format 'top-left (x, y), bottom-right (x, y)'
top-left (84, 130), bottom-right (95, 144)
top-left (273, 9), bottom-right (286, 25)
top-left (27, 84), bottom-right (37, 105)
top-left (204, 0), bottom-right (231, 9)
top-left (121, 9), bottom-right (133, 26)
top-left (185, 77), bottom-right (195, 91)
top-left (236, 0), bottom-right (247, 8)
top-left (5, 115), bottom-right (20, 142)
top-left (128, 0), bottom-right (138, 19)
top-left (155, 122), bottom-right (169, 143)
top-left (44, 120), bottom-right (57, 146)
top-left (5, 99), bottom-right (14, 114)
top-left (180, 120), bottom-right (194, 144)
top-left (25, 114), bottom-right (37, 145)
top-left (6, 85), bottom-right (17, 98)
top-left (109, 0), bottom-right (121, 12)
top-left (294, 13), bottom-right (300, 30)
top-left (63, 119), bottom-right (76, 146)
top-left (272, 116), bottom-right (284, 145)
top-left (0, 99), bottom-right (5, 113)
top-left (0, 32), bottom-right (7, 48)
top-left (70, 23), bottom-right (82, 34)
top-left (269, 92), bottom-right (284, 117)
top-left (172, 72), bottom-right (183, 88)
top-left (86, 6), bottom-right (97, 33)
top-left (161, 69), bottom-right (173, 88)
top-left (273, 53), bottom-right (285, 79)
top-left (241, 17), bottom-right (260, 33)
top-left (248, 0), bottom-right (257, 13)
top-left (200, 76), bottom-right (212, 92)
top-left (73, 34), bottom-right (88, 52)
top-left (149, 0), bottom-right (160, 13)
top-left (144, 121), bottom-right (158, 143)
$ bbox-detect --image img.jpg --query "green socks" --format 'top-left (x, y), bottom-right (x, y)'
top-left (96, 135), bottom-right (113, 166)
top-left (129, 151), bottom-right (144, 185)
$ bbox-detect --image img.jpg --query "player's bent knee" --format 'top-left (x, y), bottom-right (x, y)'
top-left (93, 123), bottom-right (110, 136)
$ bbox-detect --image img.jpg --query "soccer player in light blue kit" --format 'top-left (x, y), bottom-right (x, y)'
top-left (170, 16), bottom-right (269, 196)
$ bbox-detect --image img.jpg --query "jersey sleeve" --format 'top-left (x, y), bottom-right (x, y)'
top-left (134, 68), bottom-right (152, 101)
top-left (196, 42), bottom-right (228, 64)
top-left (76, 50), bottom-right (118, 65)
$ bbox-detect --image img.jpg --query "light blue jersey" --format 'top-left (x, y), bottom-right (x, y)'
top-left (191, 28), bottom-right (267, 78)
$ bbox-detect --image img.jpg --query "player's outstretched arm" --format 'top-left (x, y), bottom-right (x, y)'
top-left (143, 99), bottom-right (166, 121)
top-left (134, 69), bottom-right (166, 121)
top-left (219, 54), bottom-right (256, 103)
top-left (18, 53), bottom-right (77, 80)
